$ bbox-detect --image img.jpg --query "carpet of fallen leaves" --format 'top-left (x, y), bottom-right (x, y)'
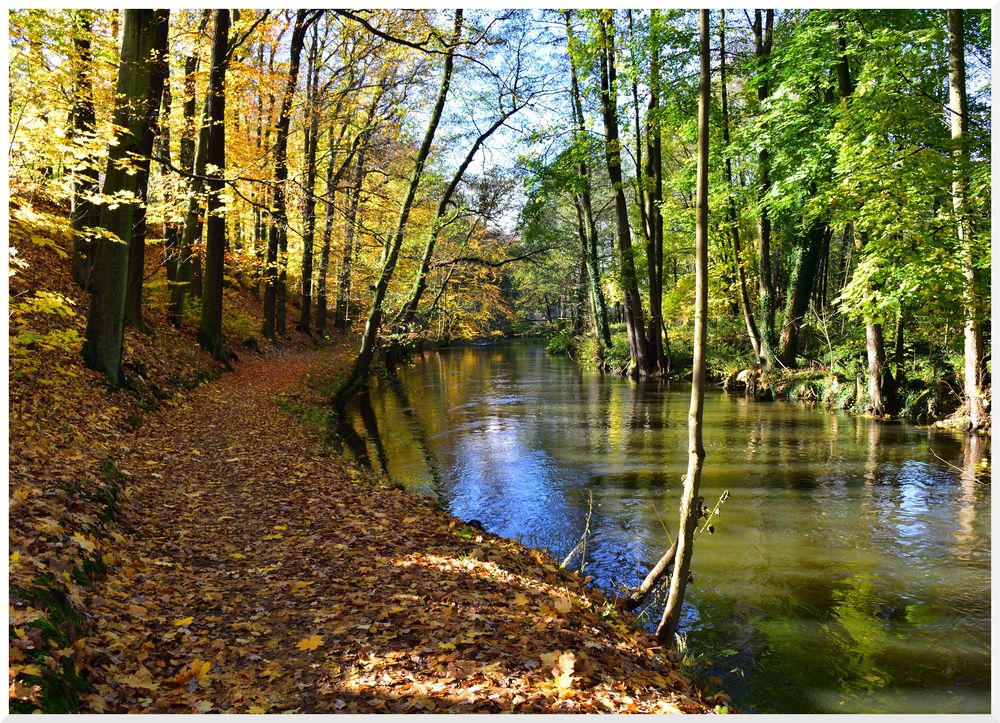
top-left (72, 343), bottom-right (717, 714)
top-left (9, 197), bottom-right (720, 714)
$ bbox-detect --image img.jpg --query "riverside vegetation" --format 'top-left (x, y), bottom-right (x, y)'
top-left (8, 8), bottom-right (989, 715)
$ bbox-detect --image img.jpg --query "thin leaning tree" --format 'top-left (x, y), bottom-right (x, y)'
top-left (656, 8), bottom-right (710, 645)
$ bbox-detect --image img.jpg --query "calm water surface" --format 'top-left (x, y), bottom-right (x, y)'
top-left (344, 341), bottom-right (990, 714)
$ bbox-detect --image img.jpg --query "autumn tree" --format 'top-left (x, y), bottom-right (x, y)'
top-left (82, 10), bottom-right (169, 385)
top-left (333, 10), bottom-right (464, 408)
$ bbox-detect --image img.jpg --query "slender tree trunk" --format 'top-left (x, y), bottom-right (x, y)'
top-left (399, 108), bottom-right (517, 326)
top-left (83, 10), bottom-right (168, 385)
top-left (643, 10), bottom-right (667, 374)
top-left (753, 10), bottom-right (777, 368)
top-left (564, 12), bottom-right (611, 350)
top-left (197, 10), bottom-right (230, 359)
top-left (264, 10), bottom-right (317, 340)
top-left (948, 9), bottom-right (986, 431)
top-left (297, 25), bottom-right (321, 335)
top-left (316, 122), bottom-right (337, 335)
top-left (721, 10), bottom-right (761, 358)
top-left (335, 147), bottom-right (366, 330)
top-left (657, 8), bottom-right (709, 645)
top-left (170, 16), bottom-right (209, 327)
top-left (124, 11), bottom-right (170, 333)
top-left (597, 10), bottom-right (648, 377)
top-left (160, 70), bottom-right (181, 291)
top-left (333, 10), bottom-right (463, 409)
top-left (69, 10), bottom-right (100, 291)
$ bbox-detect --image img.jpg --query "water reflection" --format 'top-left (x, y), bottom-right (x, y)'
top-left (340, 341), bottom-right (990, 714)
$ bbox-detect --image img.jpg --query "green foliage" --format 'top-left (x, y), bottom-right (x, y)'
top-left (545, 327), bottom-right (577, 356)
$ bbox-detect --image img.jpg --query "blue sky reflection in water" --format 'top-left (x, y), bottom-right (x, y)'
top-left (346, 341), bottom-right (990, 714)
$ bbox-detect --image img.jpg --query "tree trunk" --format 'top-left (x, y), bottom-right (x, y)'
top-left (69, 10), bottom-right (100, 291)
top-left (643, 10), bottom-right (667, 375)
top-left (263, 10), bottom-right (317, 340)
top-left (721, 9), bottom-right (761, 358)
top-left (197, 10), bottom-right (230, 359)
top-left (316, 122), bottom-right (337, 335)
top-left (83, 10), bottom-right (168, 386)
top-left (124, 11), bottom-right (170, 333)
top-left (948, 9), bottom-right (986, 431)
top-left (753, 10), bottom-right (777, 368)
top-left (297, 25), bottom-right (321, 335)
top-left (564, 12), bottom-right (611, 351)
top-left (170, 15), bottom-right (209, 328)
top-left (398, 107), bottom-right (516, 327)
top-left (160, 68), bottom-right (181, 292)
top-left (656, 8), bottom-right (709, 645)
top-left (597, 10), bottom-right (648, 377)
top-left (333, 10), bottom-right (463, 409)
top-left (778, 222), bottom-right (828, 366)
top-left (335, 148), bottom-right (366, 330)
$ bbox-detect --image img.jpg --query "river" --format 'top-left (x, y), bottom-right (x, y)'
top-left (342, 341), bottom-right (990, 714)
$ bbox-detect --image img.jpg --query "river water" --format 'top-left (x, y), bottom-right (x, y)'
top-left (343, 341), bottom-right (990, 714)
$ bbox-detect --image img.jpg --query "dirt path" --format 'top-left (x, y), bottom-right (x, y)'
top-left (81, 346), bottom-right (714, 714)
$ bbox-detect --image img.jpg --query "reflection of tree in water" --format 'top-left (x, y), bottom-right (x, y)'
top-left (955, 433), bottom-right (989, 548)
top-left (384, 366), bottom-right (443, 491)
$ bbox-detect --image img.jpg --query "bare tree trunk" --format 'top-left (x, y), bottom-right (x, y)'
top-left (753, 10), bottom-right (777, 368)
top-left (720, 10), bottom-right (761, 358)
top-left (69, 10), bottom-right (100, 291)
top-left (124, 11), bottom-right (170, 333)
top-left (297, 24), bottom-right (322, 335)
top-left (564, 12), bottom-right (611, 350)
top-left (597, 10), bottom-right (648, 377)
top-left (263, 10), bottom-right (318, 340)
top-left (197, 9), bottom-right (230, 359)
top-left (83, 10), bottom-right (168, 385)
top-left (335, 147), bottom-right (366, 330)
top-left (333, 10), bottom-right (463, 409)
top-left (948, 9), bottom-right (986, 431)
top-left (657, 8), bottom-right (709, 644)
top-left (642, 10), bottom-right (667, 374)
top-left (170, 12), bottom-right (210, 327)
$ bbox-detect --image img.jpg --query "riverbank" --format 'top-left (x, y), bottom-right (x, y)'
top-left (537, 322), bottom-right (988, 432)
top-left (9, 216), bottom-right (719, 712)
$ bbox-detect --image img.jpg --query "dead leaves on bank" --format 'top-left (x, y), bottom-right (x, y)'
top-left (14, 323), bottom-right (712, 713)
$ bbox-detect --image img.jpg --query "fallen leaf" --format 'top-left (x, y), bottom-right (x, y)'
top-left (296, 634), bottom-right (324, 651)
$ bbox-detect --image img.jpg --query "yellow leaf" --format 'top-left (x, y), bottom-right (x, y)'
top-left (71, 533), bottom-right (96, 553)
top-left (16, 664), bottom-right (43, 677)
top-left (230, 553), bottom-right (246, 559)
top-left (247, 705), bottom-right (266, 713)
top-left (296, 634), bottom-right (324, 651)
top-left (10, 550), bottom-right (21, 563)
top-left (513, 593), bottom-right (529, 607)
top-left (553, 596), bottom-right (572, 615)
top-left (174, 616), bottom-right (195, 627)
top-left (292, 581), bottom-right (314, 591)
top-left (194, 700), bottom-right (214, 713)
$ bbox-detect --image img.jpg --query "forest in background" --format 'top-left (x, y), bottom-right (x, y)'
top-left (6, 8), bottom-right (992, 714)
top-left (8, 8), bottom-right (991, 428)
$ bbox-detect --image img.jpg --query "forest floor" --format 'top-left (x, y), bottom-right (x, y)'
top-left (9, 199), bottom-right (720, 714)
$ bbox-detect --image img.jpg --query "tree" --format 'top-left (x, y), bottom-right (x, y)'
top-left (124, 12), bottom-right (171, 332)
top-left (657, 8), bottom-right (709, 644)
top-left (719, 9), bottom-right (761, 359)
top-left (262, 10), bottom-right (321, 340)
top-left (68, 10), bottom-right (100, 291)
top-left (333, 9), bottom-right (463, 408)
top-left (197, 9), bottom-right (231, 359)
top-left (170, 10), bottom-right (212, 328)
top-left (296, 22), bottom-right (323, 335)
top-left (753, 9), bottom-right (777, 368)
top-left (564, 12), bottom-right (611, 351)
top-left (82, 10), bottom-right (169, 385)
top-left (597, 10), bottom-right (648, 377)
top-left (948, 9), bottom-right (986, 431)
